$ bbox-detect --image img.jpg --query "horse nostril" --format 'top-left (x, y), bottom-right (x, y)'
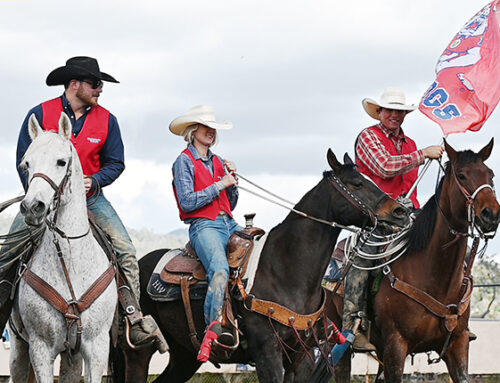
top-left (20, 201), bottom-right (27, 215)
top-left (33, 201), bottom-right (46, 215)
top-left (393, 207), bottom-right (407, 218)
top-left (481, 207), bottom-right (499, 223)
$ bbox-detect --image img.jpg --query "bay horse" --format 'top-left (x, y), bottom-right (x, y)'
top-left (314, 139), bottom-right (499, 383)
top-left (9, 113), bottom-right (117, 383)
top-left (113, 149), bottom-right (410, 383)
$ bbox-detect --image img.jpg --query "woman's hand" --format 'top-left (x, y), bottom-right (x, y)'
top-left (221, 173), bottom-right (238, 188)
top-left (224, 160), bottom-right (237, 174)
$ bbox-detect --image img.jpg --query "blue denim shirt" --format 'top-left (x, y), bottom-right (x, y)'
top-left (172, 145), bottom-right (239, 223)
top-left (16, 94), bottom-right (125, 191)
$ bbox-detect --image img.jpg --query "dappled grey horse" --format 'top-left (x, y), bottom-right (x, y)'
top-left (9, 113), bottom-right (117, 383)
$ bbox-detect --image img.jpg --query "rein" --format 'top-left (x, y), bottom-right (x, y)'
top-left (236, 172), bottom-right (381, 234)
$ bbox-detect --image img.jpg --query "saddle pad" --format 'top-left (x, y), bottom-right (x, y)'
top-left (147, 272), bottom-right (208, 302)
top-left (243, 232), bottom-right (269, 294)
top-left (147, 248), bottom-right (208, 302)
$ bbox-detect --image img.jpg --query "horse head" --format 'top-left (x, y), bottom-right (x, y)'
top-left (326, 148), bottom-right (410, 233)
top-left (444, 138), bottom-right (499, 235)
top-left (19, 113), bottom-right (81, 227)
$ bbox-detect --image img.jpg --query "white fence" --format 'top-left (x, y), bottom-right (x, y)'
top-left (1, 319), bottom-right (499, 377)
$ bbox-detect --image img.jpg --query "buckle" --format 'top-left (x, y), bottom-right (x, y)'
top-left (125, 305), bottom-right (136, 315)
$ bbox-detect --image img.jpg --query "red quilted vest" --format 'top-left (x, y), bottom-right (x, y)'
top-left (356, 125), bottom-right (420, 208)
top-left (41, 97), bottom-right (110, 176)
top-left (174, 148), bottom-right (233, 221)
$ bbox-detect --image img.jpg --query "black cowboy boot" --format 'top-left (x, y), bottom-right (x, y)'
top-left (343, 266), bottom-right (376, 352)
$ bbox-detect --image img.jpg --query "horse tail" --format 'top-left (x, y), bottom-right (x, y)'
top-left (108, 340), bottom-right (126, 383)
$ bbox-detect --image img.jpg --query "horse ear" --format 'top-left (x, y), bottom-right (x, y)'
top-left (28, 113), bottom-right (43, 141)
top-left (444, 138), bottom-right (458, 163)
top-left (58, 112), bottom-right (72, 140)
top-left (327, 148), bottom-right (342, 172)
top-left (478, 138), bottom-right (494, 162)
top-left (343, 153), bottom-right (354, 165)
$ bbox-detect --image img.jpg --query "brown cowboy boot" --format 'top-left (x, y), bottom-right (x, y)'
top-left (343, 265), bottom-right (376, 352)
top-left (129, 315), bottom-right (169, 353)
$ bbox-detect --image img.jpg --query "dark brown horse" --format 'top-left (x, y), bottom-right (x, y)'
top-left (111, 149), bottom-right (410, 383)
top-left (314, 139), bottom-right (500, 383)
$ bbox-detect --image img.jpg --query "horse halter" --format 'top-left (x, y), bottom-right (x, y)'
top-left (449, 164), bottom-right (496, 238)
top-left (326, 172), bottom-right (380, 228)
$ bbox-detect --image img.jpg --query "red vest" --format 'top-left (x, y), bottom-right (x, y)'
top-left (174, 148), bottom-right (233, 221)
top-left (41, 97), bottom-right (110, 176)
top-left (356, 125), bottom-right (420, 209)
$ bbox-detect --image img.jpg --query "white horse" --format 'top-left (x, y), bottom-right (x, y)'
top-left (9, 113), bottom-right (118, 383)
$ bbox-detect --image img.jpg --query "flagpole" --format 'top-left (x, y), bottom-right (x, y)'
top-left (405, 159), bottom-right (432, 200)
top-left (405, 136), bottom-right (446, 200)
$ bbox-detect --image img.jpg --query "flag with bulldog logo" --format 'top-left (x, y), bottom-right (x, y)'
top-left (419, 0), bottom-right (500, 135)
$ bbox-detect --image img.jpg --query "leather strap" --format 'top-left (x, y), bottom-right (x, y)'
top-left (180, 276), bottom-right (201, 349)
top-left (388, 272), bottom-right (472, 330)
top-left (77, 265), bottom-right (116, 312)
top-left (246, 289), bottom-right (326, 330)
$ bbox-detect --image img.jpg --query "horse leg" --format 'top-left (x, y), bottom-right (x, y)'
top-left (122, 345), bottom-right (155, 383)
top-left (59, 352), bottom-right (83, 383)
top-left (81, 337), bottom-right (110, 383)
top-left (381, 334), bottom-right (408, 383)
top-left (151, 343), bottom-right (201, 383)
top-left (283, 350), bottom-right (314, 383)
top-left (249, 332), bottom-right (285, 383)
top-left (9, 332), bottom-right (31, 383)
top-left (27, 338), bottom-right (57, 383)
top-left (443, 334), bottom-right (470, 383)
top-left (334, 348), bottom-right (352, 383)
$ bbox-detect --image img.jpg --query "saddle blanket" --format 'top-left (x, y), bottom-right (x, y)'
top-left (147, 233), bottom-right (269, 302)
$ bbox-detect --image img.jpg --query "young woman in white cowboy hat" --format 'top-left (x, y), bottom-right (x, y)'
top-left (170, 105), bottom-right (242, 362)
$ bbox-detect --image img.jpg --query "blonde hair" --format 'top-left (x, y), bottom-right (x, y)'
top-left (183, 124), bottom-right (218, 147)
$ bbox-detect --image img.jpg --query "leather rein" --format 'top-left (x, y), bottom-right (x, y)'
top-left (384, 162), bottom-right (495, 363)
top-left (20, 147), bottom-right (115, 354)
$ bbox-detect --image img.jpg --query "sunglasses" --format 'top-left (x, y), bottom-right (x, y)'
top-left (80, 79), bottom-right (103, 89)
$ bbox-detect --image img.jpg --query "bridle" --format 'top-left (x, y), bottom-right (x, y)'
top-left (438, 163), bottom-right (497, 242)
top-left (28, 147), bottom-right (88, 240)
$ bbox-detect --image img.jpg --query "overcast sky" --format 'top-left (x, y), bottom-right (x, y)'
top-left (1, 0), bottom-right (500, 256)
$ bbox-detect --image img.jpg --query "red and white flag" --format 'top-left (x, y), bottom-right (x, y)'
top-left (419, 0), bottom-right (500, 135)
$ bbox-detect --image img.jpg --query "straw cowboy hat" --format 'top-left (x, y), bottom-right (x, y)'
top-left (46, 56), bottom-right (119, 86)
top-left (362, 88), bottom-right (417, 120)
top-left (169, 105), bottom-right (233, 136)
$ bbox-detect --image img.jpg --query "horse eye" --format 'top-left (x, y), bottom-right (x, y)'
top-left (351, 180), bottom-right (363, 188)
top-left (20, 161), bottom-right (29, 171)
top-left (57, 159), bottom-right (67, 167)
top-left (457, 173), bottom-right (466, 181)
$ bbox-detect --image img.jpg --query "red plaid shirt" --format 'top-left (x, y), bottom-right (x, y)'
top-left (355, 123), bottom-right (424, 179)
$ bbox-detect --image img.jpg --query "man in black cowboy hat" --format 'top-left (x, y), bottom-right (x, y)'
top-left (0, 56), bottom-right (167, 353)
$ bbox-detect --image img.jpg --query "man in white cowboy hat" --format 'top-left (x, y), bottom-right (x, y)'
top-left (1, 56), bottom-right (168, 353)
top-left (170, 105), bottom-right (241, 362)
top-left (342, 87), bottom-right (444, 351)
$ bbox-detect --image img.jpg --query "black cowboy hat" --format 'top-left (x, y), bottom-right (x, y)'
top-left (46, 56), bottom-right (119, 86)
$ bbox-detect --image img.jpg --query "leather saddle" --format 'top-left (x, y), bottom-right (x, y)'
top-left (158, 214), bottom-right (265, 361)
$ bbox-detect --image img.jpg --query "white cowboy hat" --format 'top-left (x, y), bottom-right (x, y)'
top-left (362, 88), bottom-right (417, 120)
top-left (169, 105), bottom-right (233, 136)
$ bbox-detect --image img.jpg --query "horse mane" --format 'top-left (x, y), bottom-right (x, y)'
top-left (407, 178), bottom-right (443, 253)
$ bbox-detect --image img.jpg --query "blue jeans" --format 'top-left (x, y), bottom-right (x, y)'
top-left (189, 215), bottom-right (242, 325)
top-left (87, 193), bottom-right (139, 298)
